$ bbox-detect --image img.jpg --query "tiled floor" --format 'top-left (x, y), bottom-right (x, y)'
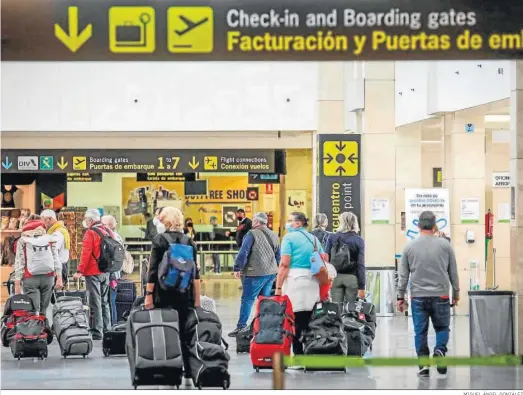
top-left (1, 281), bottom-right (522, 390)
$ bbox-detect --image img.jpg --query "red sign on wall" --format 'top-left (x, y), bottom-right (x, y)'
top-left (265, 184), bottom-right (273, 194)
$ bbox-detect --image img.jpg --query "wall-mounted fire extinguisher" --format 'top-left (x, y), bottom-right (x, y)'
top-left (485, 209), bottom-right (494, 239)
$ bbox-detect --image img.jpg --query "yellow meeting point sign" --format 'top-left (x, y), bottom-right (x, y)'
top-left (322, 140), bottom-right (359, 177)
top-left (54, 6), bottom-right (92, 53)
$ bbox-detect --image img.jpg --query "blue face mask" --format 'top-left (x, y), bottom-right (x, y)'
top-left (285, 223), bottom-right (295, 232)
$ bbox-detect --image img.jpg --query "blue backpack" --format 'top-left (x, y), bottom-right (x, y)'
top-left (157, 233), bottom-right (196, 293)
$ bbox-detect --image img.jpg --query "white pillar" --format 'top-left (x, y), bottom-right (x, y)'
top-left (361, 62), bottom-right (396, 267)
top-left (509, 60), bottom-right (523, 353)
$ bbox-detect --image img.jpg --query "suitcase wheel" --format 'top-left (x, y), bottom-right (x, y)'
top-left (254, 366), bottom-right (260, 373)
top-left (176, 385), bottom-right (180, 390)
top-left (197, 383), bottom-right (202, 390)
top-left (103, 349), bottom-right (109, 357)
top-left (83, 354), bottom-right (87, 358)
top-left (222, 379), bottom-right (230, 390)
top-left (304, 368), bottom-right (307, 373)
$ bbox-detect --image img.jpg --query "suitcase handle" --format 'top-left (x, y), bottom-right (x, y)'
top-left (221, 337), bottom-right (229, 350)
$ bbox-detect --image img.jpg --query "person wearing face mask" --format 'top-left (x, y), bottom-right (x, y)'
top-left (41, 209), bottom-right (71, 286)
top-left (73, 209), bottom-right (114, 340)
top-left (274, 212), bottom-right (324, 363)
top-left (225, 209), bottom-right (252, 248)
top-left (184, 217), bottom-right (197, 239)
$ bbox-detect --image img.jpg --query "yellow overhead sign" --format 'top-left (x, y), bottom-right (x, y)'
top-left (167, 7), bottom-right (214, 53)
top-left (322, 140), bottom-right (359, 177)
top-left (109, 6), bottom-right (156, 53)
top-left (54, 6), bottom-right (92, 53)
top-left (73, 156), bottom-right (87, 171)
top-left (204, 156), bottom-right (218, 170)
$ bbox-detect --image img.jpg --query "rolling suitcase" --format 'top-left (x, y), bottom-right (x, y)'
top-left (236, 324), bottom-right (253, 354)
top-left (10, 317), bottom-right (48, 360)
top-left (103, 322), bottom-right (127, 356)
top-left (53, 296), bottom-right (93, 358)
top-left (250, 295), bottom-right (295, 371)
top-left (126, 308), bottom-right (184, 389)
top-left (342, 316), bottom-right (373, 356)
top-left (302, 302), bottom-right (347, 362)
top-left (185, 307), bottom-right (230, 389)
top-left (116, 279), bottom-right (137, 322)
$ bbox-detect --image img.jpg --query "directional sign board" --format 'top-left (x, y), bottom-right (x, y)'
top-left (317, 134), bottom-right (361, 231)
top-left (2, 0), bottom-right (523, 61)
top-left (0, 150), bottom-right (275, 174)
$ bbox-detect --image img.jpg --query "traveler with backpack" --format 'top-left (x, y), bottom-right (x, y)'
top-left (325, 212), bottom-right (366, 304)
top-left (73, 209), bottom-right (125, 340)
top-left (13, 215), bottom-right (63, 316)
top-left (41, 209), bottom-right (70, 286)
top-left (144, 207), bottom-right (201, 375)
top-left (310, 213), bottom-right (331, 249)
top-left (228, 212), bottom-right (280, 337)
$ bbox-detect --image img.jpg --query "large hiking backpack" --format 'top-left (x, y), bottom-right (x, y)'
top-left (185, 307), bottom-right (230, 389)
top-left (23, 235), bottom-right (55, 275)
top-left (250, 295), bottom-right (295, 371)
top-left (91, 227), bottom-right (125, 273)
top-left (302, 301), bottom-right (347, 356)
top-left (330, 240), bottom-right (356, 273)
top-left (10, 316), bottom-right (49, 360)
top-left (157, 233), bottom-right (196, 293)
top-left (342, 299), bottom-right (376, 356)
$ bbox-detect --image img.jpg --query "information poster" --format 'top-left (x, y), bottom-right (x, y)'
top-left (405, 189), bottom-right (450, 240)
top-left (460, 198), bottom-right (480, 224)
top-left (370, 198), bottom-right (390, 224)
top-left (285, 190), bottom-right (308, 219)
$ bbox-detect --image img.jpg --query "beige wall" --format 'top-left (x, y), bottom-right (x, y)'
top-left (421, 144), bottom-right (443, 188)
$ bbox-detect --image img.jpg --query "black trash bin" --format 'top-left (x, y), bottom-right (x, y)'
top-left (469, 290), bottom-right (515, 356)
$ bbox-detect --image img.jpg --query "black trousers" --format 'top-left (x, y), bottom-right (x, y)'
top-left (293, 310), bottom-right (312, 355)
top-left (155, 288), bottom-right (193, 375)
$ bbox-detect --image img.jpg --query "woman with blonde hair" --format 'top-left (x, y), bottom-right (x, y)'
top-left (144, 207), bottom-right (201, 376)
top-left (310, 213), bottom-right (330, 249)
top-left (325, 211), bottom-right (366, 304)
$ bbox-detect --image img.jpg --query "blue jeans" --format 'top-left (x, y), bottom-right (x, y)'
top-left (110, 287), bottom-right (118, 325)
top-left (411, 297), bottom-right (451, 357)
top-left (237, 274), bottom-right (276, 328)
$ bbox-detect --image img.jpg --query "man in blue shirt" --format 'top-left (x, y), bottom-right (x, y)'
top-left (228, 212), bottom-right (280, 337)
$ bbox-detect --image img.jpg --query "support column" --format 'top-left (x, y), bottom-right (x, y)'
top-left (361, 62), bottom-right (396, 267)
top-left (395, 124), bottom-right (422, 255)
top-left (442, 113), bottom-right (486, 315)
top-left (509, 60), bottom-right (523, 353)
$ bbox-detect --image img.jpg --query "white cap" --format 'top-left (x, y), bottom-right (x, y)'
top-left (40, 209), bottom-right (57, 220)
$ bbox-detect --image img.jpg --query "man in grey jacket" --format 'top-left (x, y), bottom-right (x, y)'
top-left (397, 211), bottom-right (460, 377)
top-left (228, 212), bottom-right (280, 337)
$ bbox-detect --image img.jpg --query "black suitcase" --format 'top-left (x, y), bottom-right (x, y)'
top-left (10, 319), bottom-right (48, 360)
top-left (103, 322), bottom-right (127, 356)
top-left (303, 302), bottom-right (347, 357)
top-left (236, 324), bottom-right (252, 354)
top-left (126, 308), bottom-right (184, 389)
top-left (185, 307), bottom-right (231, 389)
top-left (116, 280), bottom-right (137, 322)
top-left (116, 279), bottom-right (137, 302)
top-left (342, 316), bottom-right (373, 356)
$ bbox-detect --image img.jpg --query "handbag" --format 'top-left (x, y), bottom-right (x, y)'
top-left (298, 232), bottom-right (330, 286)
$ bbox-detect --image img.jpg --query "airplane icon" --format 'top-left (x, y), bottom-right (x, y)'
top-left (174, 15), bottom-right (209, 36)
